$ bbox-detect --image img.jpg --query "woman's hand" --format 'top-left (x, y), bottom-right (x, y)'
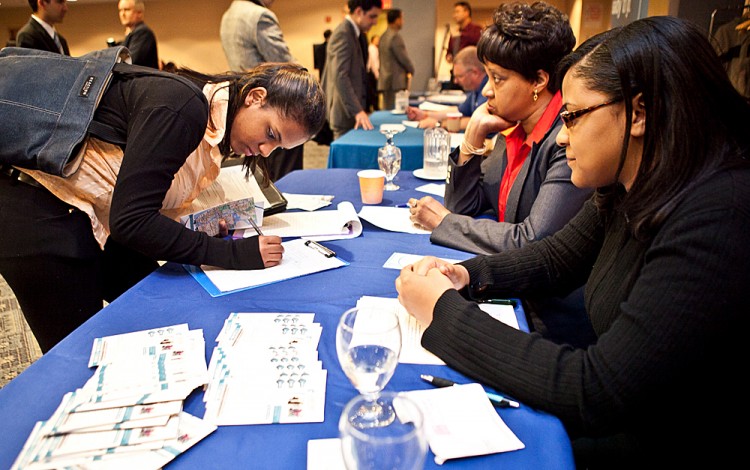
top-left (406, 106), bottom-right (426, 121)
top-left (395, 256), bottom-right (470, 328)
top-left (407, 196), bottom-right (450, 230)
top-left (259, 235), bottom-right (284, 267)
top-left (464, 102), bottom-right (515, 139)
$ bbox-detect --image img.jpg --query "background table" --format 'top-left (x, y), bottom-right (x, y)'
top-left (328, 111), bottom-right (426, 171)
top-left (0, 169), bottom-right (574, 470)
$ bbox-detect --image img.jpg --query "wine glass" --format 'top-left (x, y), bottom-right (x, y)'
top-left (339, 392), bottom-right (428, 470)
top-left (336, 306), bottom-right (402, 428)
top-left (378, 124), bottom-right (405, 191)
top-left (378, 141), bottom-right (401, 191)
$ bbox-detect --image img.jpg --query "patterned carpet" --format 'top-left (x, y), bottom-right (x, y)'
top-left (0, 141), bottom-right (330, 388)
top-left (0, 276), bottom-right (42, 388)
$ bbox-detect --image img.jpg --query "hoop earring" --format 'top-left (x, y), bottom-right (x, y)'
top-left (533, 89), bottom-right (539, 102)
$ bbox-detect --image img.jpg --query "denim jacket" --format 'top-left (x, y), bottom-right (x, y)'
top-left (0, 46), bottom-right (130, 176)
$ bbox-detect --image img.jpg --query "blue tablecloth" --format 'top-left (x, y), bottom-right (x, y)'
top-left (328, 111), bottom-right (425, 171)
top-left (0, 169), bottom-right (574, 470)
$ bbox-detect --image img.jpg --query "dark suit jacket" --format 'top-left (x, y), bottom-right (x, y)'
top-left (313, 41), bottom-right (327, 78)
top-left (16, 18), bottom-right (69, 55)
top-left (377, 26), bottom-right (414, 93)
top-left (123, 22), bottom-right (159, 69)
top-left (321, 19), bottom-right (368, 134)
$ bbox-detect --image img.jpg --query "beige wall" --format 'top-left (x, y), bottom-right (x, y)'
top-left (1, 0), bottom-right (349, 74)
top-left (1, 0), bottom-right (616, 76)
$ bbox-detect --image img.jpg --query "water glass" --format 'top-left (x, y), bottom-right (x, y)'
top-left (339, 392), bottom-right (428, 470)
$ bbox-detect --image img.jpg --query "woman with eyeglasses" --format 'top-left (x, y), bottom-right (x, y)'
top-left (409, 1), bottom-right (596, 348)
top-left (397, 16), bottom-right (750, 467)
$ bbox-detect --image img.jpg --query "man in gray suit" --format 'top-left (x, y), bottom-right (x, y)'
top-left (322, 0), bottom-right (382, 140)
top-left (377, 9), bottom-right (415, 110)
top-left (17, 0), bottom-right (70, 55)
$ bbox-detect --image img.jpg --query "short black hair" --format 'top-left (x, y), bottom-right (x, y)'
top-left (347, 0), bottom-right (383, 14)
top-left (455, 1), bottom-right (472, 17)
top-left (387, 9), bottom-right (402, 24)
top-left (27, 0), bottom-right (38, 13)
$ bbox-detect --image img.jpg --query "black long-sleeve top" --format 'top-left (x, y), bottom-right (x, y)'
top-left (93, 67), bottom-right (264, 270)
top-left (423, 167), bottom-right (750, 466)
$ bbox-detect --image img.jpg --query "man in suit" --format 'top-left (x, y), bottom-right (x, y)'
top-left (322, 0), bottom-right (382, 140)
top-left (377, 9), bottom-right (415, 110)
top-left (116, 0), bottom-right (159, 69)
top-left (16, 0), bottom-right (70, 55)
top-left (220, 0), bottom-right (301, 181)
top-left (313, 29), bottom-right (331, 80)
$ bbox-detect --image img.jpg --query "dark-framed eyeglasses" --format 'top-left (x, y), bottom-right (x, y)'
top-left (559, 99), bottom-right (621, 128)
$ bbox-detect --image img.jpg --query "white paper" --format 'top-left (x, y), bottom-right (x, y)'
top-left (307, 438), bottom-right (347, 470)
top-left (358, 206), bottom-right (431, 234)
top-left (415, 183), bottom-right (445, 197)
top-left (418, 101), bottom-right (454, 112)
top-left (188, 164), bottom-right (272, 212)
top-left (256, 201), bottom-right (362, 240)
top-left (282, 193), bottom-right (334, 211)
top-left (356, 296), bottom-right (444, 365)
top-left (478, 303), bottom-right (519, 330)
top-left (450, 132), bottom-right (463, 149)
top-left (382, 252), bottom-right (462, 270)
top-left (402, 120), bottom-right (420, 128)
top-left (199, 238), bottom-right (347, 292)
top-left (403, 384), bottom-right (524, 464)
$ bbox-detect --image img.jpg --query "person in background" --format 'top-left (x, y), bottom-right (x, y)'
top-left (397, 16), bottom-right (750, 467)
top-left (0, 56), bottom-right (325, 353)
top-left (220, 0), bottom-right (302, 181)
top-left (16, 0), bottom-right (70, 55)
top-left (313, 29), bottom-right (332, 80)
top-left (444, 1), bottom-right (482, 89)
top-left (406, 45), bottom-right (486, 130)
top-left (116, 0), bottom-right (159, 69)
top-left (322, 0), bottom-right (383, 140)
top-left (377, 9), bottom-right (415, 111)
top-left (366, 35), bottom-right (380, 112)
top-left (409, 2), bottom-right (595, 348)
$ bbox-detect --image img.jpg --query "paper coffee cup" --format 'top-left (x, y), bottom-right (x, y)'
top-left (357, 169), bottom-right (385, 204)
top-left (444, 112), bottom-right (462, 133)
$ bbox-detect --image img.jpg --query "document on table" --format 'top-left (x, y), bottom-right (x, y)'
top-left (382, 252), bottom-right (465, 270)
top-left (282, 193), bottom-right (334, 211)
top-left (250, 201), bottom-right (362, 240)
top-left (186, 238), bottom-right (348, 296)
top-left (416, 182), bottom-right (445, 197)
top-left (356, 296), bottom-right (518, 365)
top-left (358, 206), bottom-right (431, 234)
top-left (402, 383), bottom-right (525, 464)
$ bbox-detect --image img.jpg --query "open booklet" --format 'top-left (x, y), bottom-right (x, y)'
top-left (185, 238), bottom-right (348, 297)
top-left (242, 201), bottom-right (363, 241)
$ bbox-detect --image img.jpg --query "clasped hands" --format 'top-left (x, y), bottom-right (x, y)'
top-left (395, 256), bottom-right (470, 327)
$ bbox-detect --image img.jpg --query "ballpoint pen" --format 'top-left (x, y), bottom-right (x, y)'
top-left (248, 217), bottom-right (264, 236)
top-left (482, 298), bottom-right (518, 307)
top-left (420, 374), bottom-right (520, 408)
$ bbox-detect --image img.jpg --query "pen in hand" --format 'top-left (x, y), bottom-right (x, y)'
top-left (248, 217), bottom-right (264, 236)
top-left (420, 374), bottom-right (520, 408)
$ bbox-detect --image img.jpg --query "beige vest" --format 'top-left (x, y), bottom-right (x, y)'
top-left (22, 82), bottom-right (229, 249)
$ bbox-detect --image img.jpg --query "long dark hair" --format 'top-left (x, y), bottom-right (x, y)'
top-left (476, 1), bottom-right (575, 93)
top-left (174, 63), bottom-right (326, 183)
top-left (558, 16), bottom-right (750, 239)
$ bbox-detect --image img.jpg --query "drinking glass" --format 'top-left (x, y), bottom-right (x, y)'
top-left (336, 306), bottom-right (402, 428)
top-left (339, 392), bottom-right (428, 470)
top-left (378, 141), bottom-right (402, 191)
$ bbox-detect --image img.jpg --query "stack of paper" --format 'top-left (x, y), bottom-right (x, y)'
top-left (253, 201), bottom-right (362, 241)
top-left (11, 324), bottom-right (215, 470)
top-left (203, 313), bottom-right (327, 426)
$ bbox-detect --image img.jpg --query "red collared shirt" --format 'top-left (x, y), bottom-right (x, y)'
top-left (497, 91), bottom-right (562, 221)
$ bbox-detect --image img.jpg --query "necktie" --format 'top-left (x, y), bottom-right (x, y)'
top-left (359, 33), bottom-right (369, 66)
top-left (53, 32), bottom-right (64, 54)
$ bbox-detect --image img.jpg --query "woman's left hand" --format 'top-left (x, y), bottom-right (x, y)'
top-left (408, 196), bottom-right (451, 230)
top-left (395, 260), bottom-right (457, 328)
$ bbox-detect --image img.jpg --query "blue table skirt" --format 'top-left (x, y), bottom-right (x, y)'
top-left (0, 169), bottom-right (574, 470)
top-left (328, 111), bottom-right (426, 171)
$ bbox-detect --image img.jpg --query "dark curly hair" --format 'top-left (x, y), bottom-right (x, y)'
top-left (476, 1), bottom-right (575, 92)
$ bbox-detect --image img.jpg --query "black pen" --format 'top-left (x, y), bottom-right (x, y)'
top-left (304, 239), bottom-right (336, 258)
top-left (248, 217), bottom-right (264, 236)
top-left (420, 374), bottom-right (519, 408)
top-left (483, 298), bottom-right (518, 307)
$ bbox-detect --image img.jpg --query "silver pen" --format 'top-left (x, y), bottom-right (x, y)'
top-left (248, 217), bottom-right (264, 236)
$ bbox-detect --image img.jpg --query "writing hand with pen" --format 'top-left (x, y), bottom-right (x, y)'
top-left (395, 255), bottom-right (470, 328)
top-left (247, 217), bottom-right (284, 268)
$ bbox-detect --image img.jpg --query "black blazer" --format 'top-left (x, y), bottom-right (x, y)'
top-left (16, 18), bottom-right (70, 55)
